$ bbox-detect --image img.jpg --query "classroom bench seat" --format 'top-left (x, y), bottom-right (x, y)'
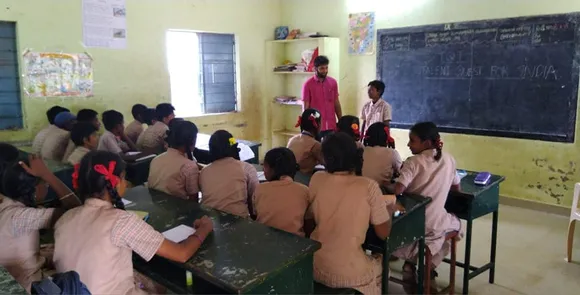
top-left (313, 282), bottom-right (361, 294)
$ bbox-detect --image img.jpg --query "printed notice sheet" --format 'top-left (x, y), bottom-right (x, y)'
top-left (82, 0), bottom-right (127, 49)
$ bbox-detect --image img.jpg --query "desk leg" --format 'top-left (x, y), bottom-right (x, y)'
top-left (462, 208), bottom-right (473, 295)
top-left (417, 238), bottom-right (425, 295)
top-left (489, 210), bottom-right (498, 284)
top-left (382, 248), bottom-right (390, 294)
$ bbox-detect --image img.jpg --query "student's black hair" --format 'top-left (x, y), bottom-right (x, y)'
top-left (1, 160), bottom-right (39, 207)
top-left (168, 117), bottom-right (184, 130)
top-left (102, 110), bottom-right (124, 131)
top-left (77, 109), bottom-right (98, 123)
top-left (70, 122), bottom-right (98, 147)
top-left (336, 115), bottom-right (361, 141)
top-left (167, 120), bottom-right (198, 161)
top-left (0, 143), bottom-right (20, 163)
top-left (142, 108), bottom-right (156, 125)
top-left (209, 130), bottom-right (240, 161)
top-left (77, 151), bottom-right (126, 209)
top-left (131, 104), bottom-right (148, 121)
top-left (364, 122), bottom-right (390, 148)
top-left (410, 121), bottom-right (443, 161)
top-left (322, 132), bottom-right (364, 176)
top-left (368, 80), bottom-right (386, 97)
top-left (314, 55), bottom-right (330, 68)
top-left (46, 106), bottom-right (69, 125)
top-left (155, 103), bottom-right (175, 122)
top-left (297, 108), bottom-right (322, 135)
top-left (264, 147), bottom-right (298, 181)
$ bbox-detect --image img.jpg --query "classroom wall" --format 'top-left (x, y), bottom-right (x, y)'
top-left (0, 0), bottom-right (281, 142)
top-left (282, 0), bottom-right (580, 207)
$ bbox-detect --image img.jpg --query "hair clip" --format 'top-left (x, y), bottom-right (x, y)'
top-left (351, 123), bottom-right (359, 131)
top-left (72, 164), bottom-right (80, 190)
top-left (295, 116), bottom-right (302, 128)
top-left (308, 114), bottom-right (319, 128)
top-left (93, 161), bottom-right (119, 188)
top-left (229, 137), bottom-right (237, 146)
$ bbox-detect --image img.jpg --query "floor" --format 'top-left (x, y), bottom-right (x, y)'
top-left (386, 204), bottom-right (580, 294)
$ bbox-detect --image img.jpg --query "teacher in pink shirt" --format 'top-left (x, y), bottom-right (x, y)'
top-left (302, 55), bottom-right (342, 139)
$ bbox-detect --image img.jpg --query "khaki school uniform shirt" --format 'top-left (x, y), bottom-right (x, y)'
top-left (309, 172), bottom-right (390, 286)
top-left (98, 130), bottom-right (129, 154)
top-left (40, 127), bottom-right (71, 162)
top-left (148, 148), bottom-right (200, 200)
top-left (66, 146), bottom-right (91, 166)
top-left (252, 177), bottom-right (309, 236)
top-left (287, 133), bottom-right (324, 175)
top-left (125, 120), bottom-right (144, 144)
top-left (0, 196), bottom-right (55, 292)
top-left (361, 99), bottom-right (392, 135)
top-left (397, 149), bottom-right (460, 239)
top-left (32, 125), bottom-right (57, 155)
top-left (362, 146), bottom-right (402, 187)
top-left (54, 198), bottom-right (164, 295)
top-left (136, 121), bottom-right (168, 154)
top-left (199, 158), bottom-right (258, 217)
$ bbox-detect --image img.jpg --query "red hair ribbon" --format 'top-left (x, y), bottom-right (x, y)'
top-left (295, 116), bottom-right (302, 128)
top-left (93, 161), bottom-right (120, 188)
top-left (72, 164), bottom-right (80, 190)
top-left (308, 114), bottom-right (319, 128)
top-left (436, 138), bottom-right (444, 149)
top-left (351, 123), bottom-right (361, 139)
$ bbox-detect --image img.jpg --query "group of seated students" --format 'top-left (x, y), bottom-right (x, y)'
top-left (0, 97), bottom-right (461, 295)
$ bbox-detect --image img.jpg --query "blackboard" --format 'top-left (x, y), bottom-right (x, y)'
top-left (377, 13), bottom-right (580, 142)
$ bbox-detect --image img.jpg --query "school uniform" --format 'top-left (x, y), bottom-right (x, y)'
top-left (148, 148), bottom-right (200, 200)
top-left (0, 196), bottom-right (55, 292)
top-left (125, 120), bottom-right (144, 144)
top-left (62, 140), bottom-right (76, 164)
top-left (40, 127), bottom-right (71, 162)
top-left (309, 172), bottom-right (390, 295)
top-left (361, 99), bottom-right (392, 135)
top-left (66, 146), bottom-right (91, 166)
top-left (199, 158), bottom-right (258, 217)
top-left (32, 125), bottom-right (58, 155)
top-left (53, 198), bottom-right (164, 295)
top-left (252, 177), bottom-right (309, 236)
top-left (362, 146), bottom-right (402, 188)
top-left (393, 149), bottom-right (462, 267)
top-left (98, 130), bottom-right (130, 154)
top-left (136, 121), bottom-right (168, 154)
top-left (287, 132), bottom-right (324, 175)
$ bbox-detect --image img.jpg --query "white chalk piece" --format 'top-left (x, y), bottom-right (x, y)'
top-left (163, 224), bottom-right (196, 243)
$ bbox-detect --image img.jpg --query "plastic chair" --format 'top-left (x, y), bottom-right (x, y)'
top-left (567, 183), bottom-right (580, 262)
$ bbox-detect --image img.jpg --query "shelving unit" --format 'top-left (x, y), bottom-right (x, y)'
top-left (262, 37), bottom-right (340, 151)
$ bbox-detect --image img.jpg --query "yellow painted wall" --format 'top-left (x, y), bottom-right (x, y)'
top-left (0, 0), bottom-right (281, 142)
top-left (282, 0), bottom-right (580, 207)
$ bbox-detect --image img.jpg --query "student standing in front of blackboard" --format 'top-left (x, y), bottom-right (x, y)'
top-left (361, 80), bottom-right (392, 139)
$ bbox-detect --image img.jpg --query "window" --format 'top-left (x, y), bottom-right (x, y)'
top-left (0, 22), bottom-right (23, 130)
top-left (166, 31), bottom-right (238, 117)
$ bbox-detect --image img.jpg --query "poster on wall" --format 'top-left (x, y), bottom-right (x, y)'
top-left (23, 51), bottom-right (94, 97)
top-left (82, 0), bottom-right (127, 49)
top-left (348, 12), bottom-right (376, 55)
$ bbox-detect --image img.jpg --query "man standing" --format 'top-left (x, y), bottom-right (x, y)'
top-left (302, 55), bottom-right (342, 139)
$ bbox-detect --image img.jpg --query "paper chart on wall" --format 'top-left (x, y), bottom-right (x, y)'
top-left (82, 0), bottom-right (127, 49)
top-left (22, 52), bottom-right (94, 97)
top-left (348, 12), bottom-right (376, 55)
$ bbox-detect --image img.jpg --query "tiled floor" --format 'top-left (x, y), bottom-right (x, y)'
top-left (386, 204), bottom-right (580, 294)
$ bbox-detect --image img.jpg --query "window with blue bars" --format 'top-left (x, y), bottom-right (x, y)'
top-left (0, 22), bottom-right (22, 130)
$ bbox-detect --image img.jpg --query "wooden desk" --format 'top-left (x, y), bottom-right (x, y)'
top-left (124, 186), bottom-right (320, 294)
top-left (124, 157), bottom-right (154, 186)
top-left (444, 172), bottom-right (505, 294)
top-left (0, 266), bottom-right (27, 295)
top-left (194, 133), bottom-right (262, 165)
top-left (363, 194), bottom-right (431, 294)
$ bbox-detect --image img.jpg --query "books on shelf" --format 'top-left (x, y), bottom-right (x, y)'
top-left (274, 96), bottom-right (302, 105)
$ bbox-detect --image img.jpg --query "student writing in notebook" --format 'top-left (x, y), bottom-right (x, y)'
top-left (53, 151), bottom-right (213, 294)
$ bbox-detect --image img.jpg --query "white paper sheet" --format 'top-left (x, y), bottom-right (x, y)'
top-left (238, 143), bottom-right (255, 162)
top-left (125, 151), bottom-right (140, 156)
top-left (163, 225), bottom-right (196, 243)
top-left (121, 199), bottom-right (133, 206)
top-left (82, 0), bottom-right (127, 49)
top-left (136, 154), bottom-right (156, 161)
top-left (257, 171), bottom-right (266, 182)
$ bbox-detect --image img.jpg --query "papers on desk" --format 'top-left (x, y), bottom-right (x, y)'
top-left (163, 224), bottom-right (196, 243)
top-left (124, 152), bottom-right (156, 162)
top-left (257, 171), bottom-right (266, 182)
top-left (238, 143), bottom-right (255, 162)
top-left (126, 151), bottom-right (140, 156)
top-left (122, 199), bottom-right (133, 206)
top-left (195, 133), bottom-right (211, 150)
top-left (456, 169), bottom-right (467, 180)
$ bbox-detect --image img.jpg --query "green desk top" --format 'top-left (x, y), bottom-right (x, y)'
top-left (455, 171), bottom-right (505, 199)
top-left (124, 186), bottom-right (320, 293)
top-left (0, 266), bottom-right (27, 295)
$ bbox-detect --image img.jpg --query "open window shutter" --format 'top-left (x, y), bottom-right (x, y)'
top-left (0, 22), bottom-right (23, 129)
top-left (198, 33), bottom-right (237, 114)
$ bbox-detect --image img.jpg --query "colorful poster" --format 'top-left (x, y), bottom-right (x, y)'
top-left (23, 52), bottom-right (93, 97)
top-left (348, 12), bottom-right (376, 55)
top-left (82, 0), bottom-right (127, 49)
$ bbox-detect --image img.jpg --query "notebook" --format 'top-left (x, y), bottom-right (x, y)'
top-left (163, 225), bottom-right (196, 243)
